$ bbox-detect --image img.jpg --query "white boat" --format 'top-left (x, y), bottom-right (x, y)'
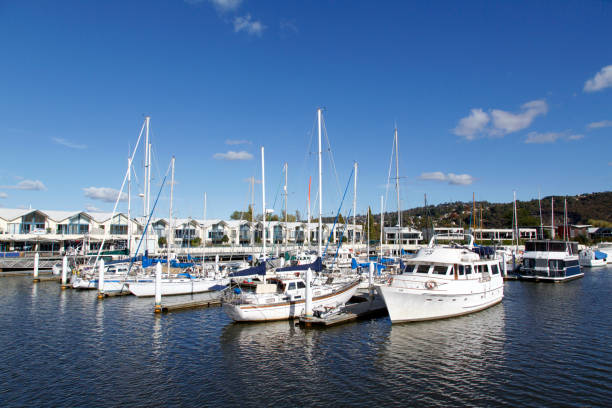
top-left (579, 248), bottom-right (608, 267)
top-left (223, 276), bottom-right (360, 322)
top-left (377, 235), bottom-right (504, 323)
top-left (128, 275), bottom-right (229, 297)
top-left (325, 247), bottom-right (355, 269)
top-left (520, 240), bottom-right (583, 282)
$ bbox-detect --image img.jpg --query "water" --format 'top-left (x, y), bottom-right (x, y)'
top-left (1, 268), bottom-right (611, 407)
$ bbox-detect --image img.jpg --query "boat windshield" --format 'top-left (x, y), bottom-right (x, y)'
top-left (415, 264), bottom-right (430, 274)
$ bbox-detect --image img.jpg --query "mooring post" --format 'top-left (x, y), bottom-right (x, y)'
top-left (305, 268), bottom-right (313, 317)
top-left (33, 252), bottom-right (40, 282)
top-left (154, 261), bottom-right (162, 313)
top-left (61, 256), bottom-right (68, 289)
top-left (97, 259), bottom-right (105, 299)
top-left (369, 262), bottom-right (374, 299)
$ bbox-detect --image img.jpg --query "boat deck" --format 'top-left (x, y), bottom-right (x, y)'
top-left (299, 293), bottom-right (387, 328)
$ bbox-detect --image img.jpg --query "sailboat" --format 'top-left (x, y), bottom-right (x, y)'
top-left (223, 111), bottom-right (359, 322)
top-left (127, 157), bottom-right (229, 297)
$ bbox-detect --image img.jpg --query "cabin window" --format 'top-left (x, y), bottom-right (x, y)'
top-left (415, 264), bottom-right (430, 274)
top-left (288, 282), bottom-right (296, 290)
top-left (433, 265), bottom-right (448, 275)
top-left (458, 265), bottom-right (465, 276)
top-left (297, 282), bottom-right (306, 289)
top-left (491, 264), bottom-right (499, 274)
top-left (465, 265), bottom-right (473, 275)
top-left (566, 259), bottom-right (579, 268)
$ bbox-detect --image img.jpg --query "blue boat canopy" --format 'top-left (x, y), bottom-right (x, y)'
top-left (594, 251), bottom-right (608, 260)
top-left (276, 257), bottom-right (323, 273)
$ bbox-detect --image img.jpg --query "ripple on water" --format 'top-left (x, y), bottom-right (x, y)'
top-left (1, 267), bottom-right (612, 407)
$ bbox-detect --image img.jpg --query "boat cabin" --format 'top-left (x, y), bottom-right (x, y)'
top-left (404, 262), bottom-right (502, 279)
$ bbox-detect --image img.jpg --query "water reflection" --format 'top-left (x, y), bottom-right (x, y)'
top-left (377, 304), bottom-right (506, 405)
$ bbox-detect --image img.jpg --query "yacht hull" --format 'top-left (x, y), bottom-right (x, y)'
top-left (128, 278), bottom-right (229, 297)
top-left (224, 281), bottom-right (360, 322)
top-left (378, 283), bottom-right (503, 323)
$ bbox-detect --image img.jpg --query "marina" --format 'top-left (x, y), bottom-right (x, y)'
top-left (1, 266), bottom-right (611, 406)
top-left (2, 1), bottom-right (611, 406)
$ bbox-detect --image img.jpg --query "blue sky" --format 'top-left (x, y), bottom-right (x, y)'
top-left (0, 0), bottom-right (610, 220)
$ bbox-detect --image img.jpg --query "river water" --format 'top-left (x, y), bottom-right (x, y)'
top-left (1, 267), bottom-right (611, 407)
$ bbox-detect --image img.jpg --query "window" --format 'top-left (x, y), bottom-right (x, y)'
top-left (491, 264), bottom-right (499, 274)
top-left (110, 225), bottom-right (127, 235)
top-left (458, 265), bottom-right (465, 276)
top-left (566, 259), bottom-right (579, 268)
top-left (465, 265), bottom-right (473, 275)
top-left (433, 265), bottom-right (448, 275)
top-left (415, 264), bottom-right (430, 274)
top-left (288, 282), bottom-right (296, 290)
top-left (297, 282), bottom-right (306, 289)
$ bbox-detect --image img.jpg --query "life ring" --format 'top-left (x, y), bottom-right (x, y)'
top-left (425, 280), bottom-right (437, 290)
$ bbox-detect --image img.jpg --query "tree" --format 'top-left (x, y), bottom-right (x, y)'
top-left (221, 234), bottom-right (229, 244)
top-left (190, 237), bottom-right (202, 247)
top-left (280, 210), bottom-right (296, 222)
top-left (337, 213), bottom-right (345, 224)
top-left (229, 205), bottom-right (254, 222)
top-left (158, 237), bottom-right (167, 248)
top-left (366, 206), bottom-right (381, 243)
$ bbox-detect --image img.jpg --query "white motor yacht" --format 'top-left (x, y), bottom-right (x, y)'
top-left (377, 235), bottom-right (504, 323)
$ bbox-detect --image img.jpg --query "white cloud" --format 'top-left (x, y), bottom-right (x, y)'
top-left (524, 131), bottom-right (584, 144)
top-left (419, 172), bottom-right (447, 181)
top-left (587, 120), bottom-right (612, 129)
top-left (234, 14), bottom-right (266, 36)
top-left (419, 172), bottom-right (474, 185)
top-left (52, 137), bottom-right (86, 149)
top-left (83, 187), bottom-right (127, 203)
top-left (280, 19), bottom-right (298, 35)
top-left (213, 150), bottom-right (253, 160)
top-left (446, 173), bottom-right (474, 185)
top-left (584, 65), bottom-right (612, 92)
top-left (454, 100), bottom-right (548, 140)
top-left (490, 100), bottom-right (548, 135)
top-left (525, 132), bottom-right (561, 144)
top-left (86, 205), bottom-right (101, 212)
top-left (226, 139), bottom-right (251, 145)
top-left (453, 109), bottom-right (489, 140)
top-left (0, 192), bottom-right (7, 199)
top-left (0, 179), bottom-right (47, 191)
top-left (208, 0), bottom-right (242, 11)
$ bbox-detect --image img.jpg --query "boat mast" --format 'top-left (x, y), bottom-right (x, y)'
top-left (307, 176), bottom-right (311, 249)
top-left (380, 195), bottom-right (383, 260)
top-left (317, 108), bottom-right (323, 258)
top-left (352, 161), bottom-right (357, 250)
top-left (538, 190), bottom-right (543, 240)
top-left (127, 156), bottom-right (132, 257)
top-left (564, 196), bottom-right (568, 242)
top-left (513, 191), bottom-right (518, 252)
top-left (367, 206), bottom-right (370, 257)
top-left (203, 192), bottom-right (206, 270)
top-left (284, 162), bottom-right (288, 254)
top-left (395, 127), bottom-right (401, 257)
top-left (144, 116), bottom-right (150, 254)
top-left (167, 156), bottom-right (175, 273)
top-left (551, 197), bottom-right (555, 239)
top-left (261, 147), bottom-right (267, 266)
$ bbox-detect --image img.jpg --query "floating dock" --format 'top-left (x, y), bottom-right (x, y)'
top-left (299, 293), bottom-right (388, 328)
top-left (157, 298), bottom-right (222, 313)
